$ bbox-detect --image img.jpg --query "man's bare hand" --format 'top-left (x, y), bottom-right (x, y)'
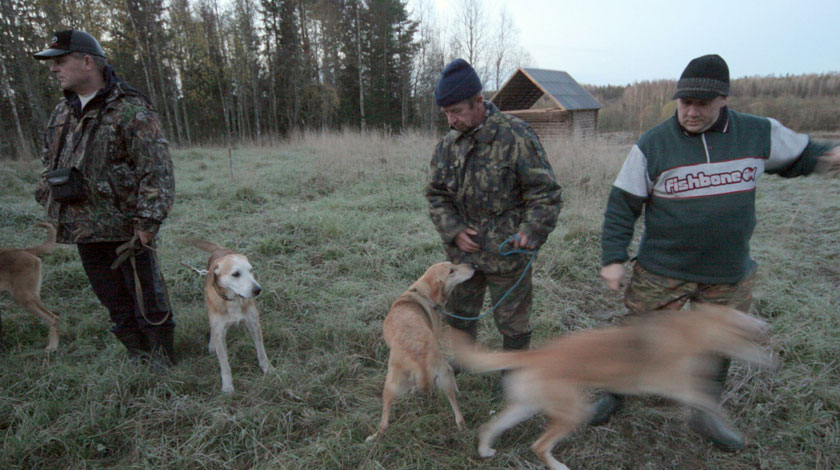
top-left (600, 262), bottom-right (626, 291)
top-left (136, 230), bottom-right (155, 246)
top-left (513, 232), bottom-right (536, 250)
top-left (455, 228), bottom-right (480, 253)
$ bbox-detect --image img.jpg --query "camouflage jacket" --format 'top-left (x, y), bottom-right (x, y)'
top-left (35, 66), bottom-right (174, 244)
top-left (426, 102), bottom-right (562, 273)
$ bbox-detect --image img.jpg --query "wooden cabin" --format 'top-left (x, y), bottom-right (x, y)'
top-left (491, 68), bottom-right (602, 139)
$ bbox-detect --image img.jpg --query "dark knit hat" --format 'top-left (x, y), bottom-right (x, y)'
top-left (34, 30), bottom-right (105, 60)
top-left (672, 54), bottom-right (729, 100)
top-left (435, 59), bottom-right (482, 107)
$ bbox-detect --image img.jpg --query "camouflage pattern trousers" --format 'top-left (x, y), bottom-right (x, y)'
top-left (625, 261), bottom-right (756, 314)
top-left (443, 264), bottom-right (532, 340)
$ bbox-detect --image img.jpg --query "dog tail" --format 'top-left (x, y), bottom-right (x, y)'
top-left (183, 237), bottom-right (225, 253)
top-left (449, 329), bottom-right (530, 373)
top-left (24, 222), bottom-right (57, 257)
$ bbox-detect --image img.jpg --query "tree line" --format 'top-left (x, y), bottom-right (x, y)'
top-left (587, 73), bottom-right (840, 135)
top-left (0, 0), bottom-right (531, 158)
top-left (2, 0), bottom-right (837, 160)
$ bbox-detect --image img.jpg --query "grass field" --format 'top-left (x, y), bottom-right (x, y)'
top-left (1, 130), bottom-right (838, 469)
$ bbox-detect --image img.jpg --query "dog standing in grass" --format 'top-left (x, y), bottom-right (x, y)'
top-left (187, 239), bottom-right (272, 393)
top-left (0, 223), bottom-right (60, 352)
top-left (366, 262), bottom-right (475, 442)
top-left (452, 304), bottom-right (772, 470)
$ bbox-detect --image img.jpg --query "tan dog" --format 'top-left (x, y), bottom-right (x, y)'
top-left (0, 223), bottom-right (60, 351)
top-left (366, 262), bottom-right (475, 442)
top-left (452, 304), bottom-right (772, 470)
top-left (187, 239), bottom-right (272, 393)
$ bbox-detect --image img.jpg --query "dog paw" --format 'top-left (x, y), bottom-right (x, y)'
top-left (364, 433), bottom-right (379, 443)
top-left (478, 446), bottom-right (496, 458)
top-left (221, 384), bottom-right (234, 393)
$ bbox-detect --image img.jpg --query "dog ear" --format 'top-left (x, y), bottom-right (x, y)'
top-left (429, 277), bottom-right (443, 302)
top-left (211, 262), bottom-right (228, 299)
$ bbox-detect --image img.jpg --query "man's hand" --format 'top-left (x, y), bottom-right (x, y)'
top-left (513, 232), bottom-right (536, 250)
top-left (454, 228), bottom-right (480, 253)
top-left (600, 262), bottom-right (626, 291)
top-left (135, 230), bottom-right (155, 246)
top-left (815, 146), bottom-right (840, 176)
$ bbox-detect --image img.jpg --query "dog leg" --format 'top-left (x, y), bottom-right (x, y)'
top-left (530, 389), bottom-right (587, 470)
top-left (530, 419), bottom-right (575, 470)
top-left (245, 313), bottom-right (273, 374)
top-left (435, 365), bottom-right (465, 430)
top-left (15, 293), bottom-right (60, 352)
top-left (478, 402), bottom-right (538, 458)
top-left (366, 367), bottom-right (400, 442)
top-left (211, 325), bottom-right (235, 393)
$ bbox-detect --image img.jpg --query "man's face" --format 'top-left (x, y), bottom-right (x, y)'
top-left (49, 53), bottom-right (91, 93)
top-left (441, 97), bottom-right (485, 133)
top-left (677, 96), bottom-right (727, 133)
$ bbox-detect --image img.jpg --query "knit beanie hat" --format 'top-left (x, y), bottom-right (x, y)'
top-left (435, 59), bottom-right (482, 107)
top-left (672, 54), bottom-right (729, 100)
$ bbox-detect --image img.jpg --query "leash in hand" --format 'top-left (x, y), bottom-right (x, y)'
top-left (439, 234), bottom-right (537, 322)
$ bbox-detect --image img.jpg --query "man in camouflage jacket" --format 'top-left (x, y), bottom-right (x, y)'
top-left (34, 30), bottom-right (176, 365)
top-left (426, 59), bottom-right (562, 352)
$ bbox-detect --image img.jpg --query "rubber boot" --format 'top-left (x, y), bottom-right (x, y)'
top-left (688, 359), bottom-right (745, 451)
top-left (589, 393), bottom-right (625, 426)
top-left (502, 332), bottom-right (532, 351)
top-left (144, 326), bottom-right (176, 368)
top-left (112, 328), bottom-right (150, 362)
top-left (493, 332), bottom-right (532, 398)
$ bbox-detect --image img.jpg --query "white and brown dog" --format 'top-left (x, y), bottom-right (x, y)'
top-left (0, 223), bottom-right (60, 352)
top-left (187, 239), bottom-right (272, 393)
top-left (366, 261), bottom-right (475, 442)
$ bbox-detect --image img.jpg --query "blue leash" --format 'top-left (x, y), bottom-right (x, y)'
top-left (439, 234), bottom-right (537, 322)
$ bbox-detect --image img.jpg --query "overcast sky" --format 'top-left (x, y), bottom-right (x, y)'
top-left (410, 0), bottom-right (840, 86)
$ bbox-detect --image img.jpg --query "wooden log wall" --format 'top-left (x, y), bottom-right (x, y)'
top-left (507, 109), bottom-right (598, 140)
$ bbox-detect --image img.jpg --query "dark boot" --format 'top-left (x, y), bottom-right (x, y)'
top-left (112, 328), bottom-right (150, 362)
top-left (144, 326), bottom-right (176, 368)
top-left (502, 332), bottom-right (531, 351)
top-left (688, 359), bottom-right (745, 451)
top-left (589, 393), bottom-right (625, 426)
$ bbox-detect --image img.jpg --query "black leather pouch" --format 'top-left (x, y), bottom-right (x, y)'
top-left (45, 167), bottom-right (87, 203)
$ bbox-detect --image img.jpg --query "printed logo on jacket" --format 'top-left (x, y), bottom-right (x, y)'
top-left (654, 158), bottom-right (765, 199)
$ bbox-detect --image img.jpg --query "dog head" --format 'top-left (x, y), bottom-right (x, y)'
top-left (211, 253), bottom-right (262, 300)
top-left (418, 262), bottom-right (475, 304)
top-left (690, 303), bottom-right (774, 368)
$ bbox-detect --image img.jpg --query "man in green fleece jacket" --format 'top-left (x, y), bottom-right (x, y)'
top-left (594, 54), bottom-right (840, 450)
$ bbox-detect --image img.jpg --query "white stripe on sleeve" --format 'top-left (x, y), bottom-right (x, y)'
top-left (766, 118), bottom-right (809, 172)
top-left (613, 145), bottom-right (652, 198)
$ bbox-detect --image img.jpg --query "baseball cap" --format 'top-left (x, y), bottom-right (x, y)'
top-left (34, 30), bottom-right (105, 60)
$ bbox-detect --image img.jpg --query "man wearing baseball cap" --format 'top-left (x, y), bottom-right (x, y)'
top-left (425, 59), bottom-right (562, 369)
top-left (33, 30), bottom-right (177, 366)
top-left (593, 54), bottom-right (840, 449)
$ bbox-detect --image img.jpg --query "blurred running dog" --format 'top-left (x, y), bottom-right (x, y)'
top-left (0, 222), bottom-right (60, 352)
top-left (452, 304), bottom-right (772, 470)
top-left (187, 239), bottom-right (272, 393)
top-left (365, 262), bottom-right (475, 442)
